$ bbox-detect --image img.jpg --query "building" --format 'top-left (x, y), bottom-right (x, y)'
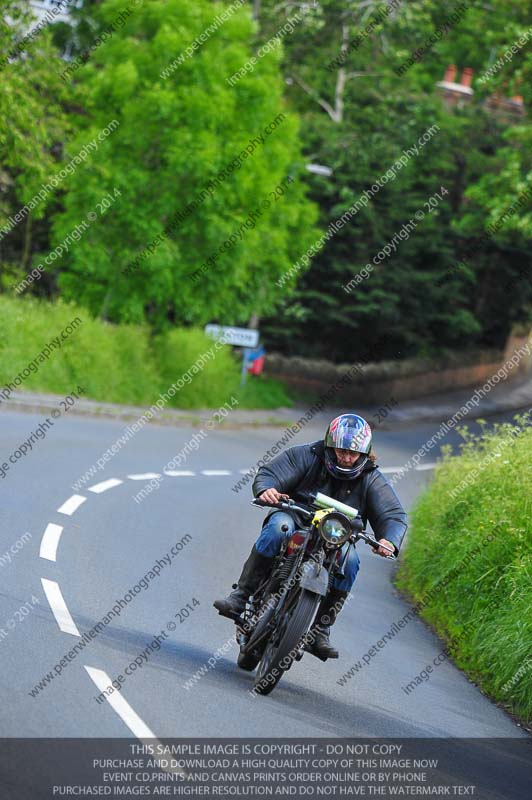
top-left (436, 64), bottom-right (525, 121)
top-left (436, 65), bottom-right (474, 108)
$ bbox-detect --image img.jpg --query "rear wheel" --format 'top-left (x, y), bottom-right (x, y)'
top-left (253, 589), bottom-right (319, 696)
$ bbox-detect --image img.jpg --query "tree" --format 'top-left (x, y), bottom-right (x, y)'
top-left (50, 0), bottom-right (318, 328)
top-left (256, 0), bottom-right (532, 360)
top-left (0, 0), bottom-right (69, 292)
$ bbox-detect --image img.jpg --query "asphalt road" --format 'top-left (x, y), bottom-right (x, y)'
top-left (0, 407), bottom-right (527, 741)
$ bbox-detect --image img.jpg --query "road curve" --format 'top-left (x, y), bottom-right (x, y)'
top-left (0, 408), bottom-right (526, 740)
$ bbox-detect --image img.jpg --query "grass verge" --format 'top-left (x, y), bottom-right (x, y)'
top-left (0, 295), bottom-right (293, 409)
top-left (395, 414), bottom-right (532, 726)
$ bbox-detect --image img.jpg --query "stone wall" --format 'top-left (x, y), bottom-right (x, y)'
top-left (264, 349), bottom-right (505, 405)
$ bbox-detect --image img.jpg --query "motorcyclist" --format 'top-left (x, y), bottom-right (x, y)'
top-left (214, 413), bottom-right (407, 660)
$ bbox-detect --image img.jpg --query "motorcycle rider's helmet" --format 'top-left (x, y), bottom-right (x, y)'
top-left (324, 413), bottom-right (372, 480)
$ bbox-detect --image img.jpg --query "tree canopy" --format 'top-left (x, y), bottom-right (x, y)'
top-left (256, 0), bottom-right (532, 360)
top-left (1, 0), bottom-right (531, 360)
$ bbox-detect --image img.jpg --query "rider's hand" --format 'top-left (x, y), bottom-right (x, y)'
top-left (259, 488), bottom-right (289, 505)
top-left (376, 538), bottom-right (395, 557)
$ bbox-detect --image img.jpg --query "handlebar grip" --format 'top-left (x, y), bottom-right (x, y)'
top-left (251, 498), bottom-right (287, 511)
top-left (251, 497), bottom-right (286, 510)
top-left (358, 532), bottom-right (396, 558)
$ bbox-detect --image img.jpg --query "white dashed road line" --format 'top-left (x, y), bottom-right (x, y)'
top-left (39, 459), bottom-right (437, 738)
top-left (85, 667), bottom-right (186, 774)
top-left (201, 470), bottom-right (232, 476)
top-left (164, 470), bottom-right (196, 477)
top-left (85, 667), bottom-right (156, 737)
top-left (88, 478), bottom-right (124, 494)
top-left (41, 578), bottom-right (80, 636)
top-left (57, 494), bottom-right (87, 516)
top-left (380, 463), bottom-right (437, 474)
top-left (39, 523), bottom-right (64, 562)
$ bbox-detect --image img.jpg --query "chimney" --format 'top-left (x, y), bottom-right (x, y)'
top-left (511, 79), bottom-right (524, 106)
top-left (444, 64), bottom-right (457, 83)
top-left (461, 68), bottom-right (474, 88)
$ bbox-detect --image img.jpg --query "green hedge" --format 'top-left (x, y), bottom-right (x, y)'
top-left (154, 327), bottom-right (240, 410)
top-left (396, 416), bottom-right (532, 725)
top-left (0, 295), bottom-right (291, 409)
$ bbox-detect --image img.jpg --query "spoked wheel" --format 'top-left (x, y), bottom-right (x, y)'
top-left (253, 589), bottom-right (319, 696)
top-left (243, 594), bottom-right (277, 649)
top-left (237, 593), bottom-right (278, 672)
top-left (236, 595), bottom-right (277, 672)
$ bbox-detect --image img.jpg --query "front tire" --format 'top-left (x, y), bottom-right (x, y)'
top-left (253, 589), bottom-right (319, 696)
top-left (237, 593), bottom-right (278, 672)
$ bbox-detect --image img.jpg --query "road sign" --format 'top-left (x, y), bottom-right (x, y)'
top-left (204, 325), bottom-right (259, 348)
top-left (306, 163), bottom-right (333, 176)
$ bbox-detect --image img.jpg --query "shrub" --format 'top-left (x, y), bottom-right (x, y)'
top-left (396, 415), bottom-right (532, 724)
top-left (0, 296), bottom-right (251, 408)
top-left (153, 327), bottom-right (241, 409)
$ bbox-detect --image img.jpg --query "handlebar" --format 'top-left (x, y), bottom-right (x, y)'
top-left (251, 498), bottom-right (396, 559)
top-left (354, 530), bottom-right (396, 558)
top-left (251, 497), bottom-right (315, 519)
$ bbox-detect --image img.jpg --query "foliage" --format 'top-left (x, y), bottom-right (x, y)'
top-left (153, 327), bottom-right (240, 409)
top-left (0, 294), bottom-right (245, 408)
top-left (47, 0), bottom-right (318, 329)
top-left (0, 294), bottom-right (158, 404)
top-left (256, 0), bottom-right (532, 360)
top-left (2, 0), bottom-right (532, 363)
top-left (396, 416), bottom-right (532, 725)
top-left (236, 373), bottom-right (293, 409)
top-left (0, 0), bottom-right (69, 286)
top-left (0, 292), bottom-right (292, 408)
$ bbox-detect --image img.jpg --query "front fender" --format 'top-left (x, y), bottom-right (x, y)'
top-left (299, 560), bottom-right (329, 596)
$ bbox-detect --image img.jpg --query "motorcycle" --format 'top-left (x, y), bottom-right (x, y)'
top-left (232, 491), bottom-right (395, 695)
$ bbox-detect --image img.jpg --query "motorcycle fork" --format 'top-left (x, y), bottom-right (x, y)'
top-left (236, 544), bottom-right (292, 645)
top-left (271, 534), bottom-right (312, 621)
top-left (245, 535), bottom-right (309, 644)
top-left (333, 540), bottom-right (354, 582)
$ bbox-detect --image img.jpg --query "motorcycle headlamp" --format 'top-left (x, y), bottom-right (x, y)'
top-left (317, 511), bottom-right (352, 547)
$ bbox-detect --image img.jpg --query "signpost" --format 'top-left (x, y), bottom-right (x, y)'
top-left (204, 325), bottom-right (259, 348)
top-left (204, 325), bottom-right (261, 385)
top-left (306, 163), bottom-right (333, 177)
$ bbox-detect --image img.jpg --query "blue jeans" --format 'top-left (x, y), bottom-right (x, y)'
top-left (255, 512), bottom-right (360, 592)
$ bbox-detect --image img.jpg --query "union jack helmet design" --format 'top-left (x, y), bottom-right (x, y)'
top-left (324, 414), bottom-right (372, 479)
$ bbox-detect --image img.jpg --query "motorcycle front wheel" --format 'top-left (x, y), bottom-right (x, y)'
top-left (237, 593), bottom-right (278, 672)
top-left (252, 589), bottom-right (319, 696)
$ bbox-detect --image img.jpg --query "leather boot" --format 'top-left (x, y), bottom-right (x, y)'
top-left (305, 588), bottom-right (348, 660)
top-left (213, 545), bottom-right (274, 620)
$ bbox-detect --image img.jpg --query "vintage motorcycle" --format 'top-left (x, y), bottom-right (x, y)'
top-left (233, 492), bottom-right (395, 695)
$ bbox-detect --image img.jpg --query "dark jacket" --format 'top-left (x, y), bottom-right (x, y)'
top-left (252, 440), bottom-right (407, 554)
